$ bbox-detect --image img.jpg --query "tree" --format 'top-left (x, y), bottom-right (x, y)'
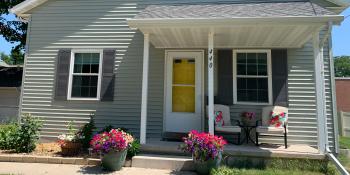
top-left (0, 52), bottom-right (10, 63)
top-left (334, 56), bottom-right (350, 77)
top-left (0, 0), bottom-right (26, 64)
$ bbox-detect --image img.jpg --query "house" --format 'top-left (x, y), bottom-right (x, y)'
top-left (0, 61), bottom-right (23, 122)
top-left (10, 0), bottom-right (349, 156)
top-left (335, 77), bottom-right (350, 112)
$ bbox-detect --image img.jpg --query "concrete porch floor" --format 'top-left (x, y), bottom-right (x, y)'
top-left (141, 139), bottom-right (324, 160)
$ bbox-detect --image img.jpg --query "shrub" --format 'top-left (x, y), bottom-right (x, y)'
top-left (0, 123), bottom-right (18, 150)
top-left (127, 139), bottom-right (140, 158)
top-left (77, 114), bottom-right (96, 150)
top-left (57, 121), bottom-right (83, 147)
top-left (12, 113), bottom-right (42, 153)
top-left (98, 125), bottom-right (114, 134)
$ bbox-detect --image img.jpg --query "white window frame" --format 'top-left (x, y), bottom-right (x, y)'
top-left (233, 49), bottom-right (272, 105)
top-left (67, 49), bottom-right (103, 101)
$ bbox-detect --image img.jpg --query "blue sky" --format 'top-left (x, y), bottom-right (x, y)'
top-left (0, 8), bottom-right (350, 56)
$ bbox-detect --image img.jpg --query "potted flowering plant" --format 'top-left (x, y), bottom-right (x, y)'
top-left (90, 129), bottom-right (134, 171)
top-left (180, 130), bottom-right (227, 175)
top-left (57, 121), bottom-right (83, 156)
top-left (240, 111), bottom-right (256, 126)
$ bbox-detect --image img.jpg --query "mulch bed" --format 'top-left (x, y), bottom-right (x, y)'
top-left (0, 142), bottom-right (98, 158)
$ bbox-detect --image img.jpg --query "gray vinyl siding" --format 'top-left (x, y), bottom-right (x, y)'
top-left (22, 0), bottom-right (336, 148)
top-left (0, 88), bottom-right (20, 122)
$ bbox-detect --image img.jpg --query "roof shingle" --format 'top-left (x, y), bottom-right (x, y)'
top-left (134, 2), bottom-right (336, 19)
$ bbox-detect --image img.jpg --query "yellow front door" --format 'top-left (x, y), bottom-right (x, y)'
top-left (172, 58), bottom-right (196, 113)
top-left (165, 51), bottom-right (203, 133)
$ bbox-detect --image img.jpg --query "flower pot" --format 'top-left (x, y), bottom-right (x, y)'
top-left (101, 150), bottom-right (127, 171)
top-left (193, 153), bottom-right (222, 175)
top-left (60, 142), bottom-right (81, 156)
top-left (241, 117), bottom-right (255, 126)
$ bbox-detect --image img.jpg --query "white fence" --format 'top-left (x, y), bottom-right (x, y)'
top-left (339, 111), bottom-right (350, 137)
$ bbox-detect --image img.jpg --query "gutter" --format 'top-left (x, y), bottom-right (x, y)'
top-left (127, 15), bottom-right (344, 28)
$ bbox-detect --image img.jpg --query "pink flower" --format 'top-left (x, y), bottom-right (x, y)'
top-left (90, 129), bottom-right (134, 153)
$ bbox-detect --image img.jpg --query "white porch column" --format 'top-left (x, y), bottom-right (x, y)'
top-left (313, 31), bottom-right (327, 153)
top-left (140, 33), bottom-right (150, 144)
top-left (208, 32), bottom-right (215, 134)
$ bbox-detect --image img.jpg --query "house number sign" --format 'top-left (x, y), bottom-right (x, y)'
top-left (209, 49), bottom-right (213, 69)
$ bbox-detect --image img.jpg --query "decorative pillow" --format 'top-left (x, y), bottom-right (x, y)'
top-left (269, 111), bottom-right (287, 128)
top-left (214, 111), bottom-right (224, 127)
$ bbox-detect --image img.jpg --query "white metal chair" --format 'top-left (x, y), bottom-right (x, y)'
top-left (256, 106), bottom-right (288, 148)
top-left (209, 104), bottom-right (241, 144)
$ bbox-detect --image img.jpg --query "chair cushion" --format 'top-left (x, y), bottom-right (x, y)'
top-left (256, 126), bottom-right (288, 133)
top-left (215, 126), bottom-right (241, 133)
top-left (214, 111), bottom-right (224, 127)
top-left (261, 106), bottom-right (288, 126)
top-left (269, 111), bottom-right (287, 128)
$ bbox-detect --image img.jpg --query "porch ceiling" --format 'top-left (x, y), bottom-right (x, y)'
top-left (130, 24), bottom-right (325, 49)
top-left (127, 2), bottom-right (344, 48)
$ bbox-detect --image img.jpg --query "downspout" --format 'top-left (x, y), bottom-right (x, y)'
top-left (320, 21), bottom-right (349, 175)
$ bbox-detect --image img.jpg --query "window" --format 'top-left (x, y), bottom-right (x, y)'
top-left (68, 50), bottom-right (102, 100)
top-left (233, 50), bottom-right (272, 105)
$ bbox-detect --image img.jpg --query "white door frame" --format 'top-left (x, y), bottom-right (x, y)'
top-left (163, 50), bottom-right (204, 133)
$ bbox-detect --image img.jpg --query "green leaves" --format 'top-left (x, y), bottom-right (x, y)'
top-left (0, 123), bottom-right (18, 150)
top-left (78, 113), bottom-right (96, 150)
top-left (12, 113), bottom-right (42, 153)
top-left (0, 0), bottom-right (26, 64)
top-left (334, 56), bottom-right (350, 77)
top-left (0, 114), bottom-right (42, 153)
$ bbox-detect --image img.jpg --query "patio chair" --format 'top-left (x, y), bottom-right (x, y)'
top-left (256, 106), bottom-right (288, 149)
top-left (208, 104), bottom-right (241, 144)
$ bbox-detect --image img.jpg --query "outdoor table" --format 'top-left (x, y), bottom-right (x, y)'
top-left (239, 124), bottom-right (257, 144)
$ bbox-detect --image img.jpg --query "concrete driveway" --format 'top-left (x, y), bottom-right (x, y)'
top-left (0, 162), bottom-right (196, 175)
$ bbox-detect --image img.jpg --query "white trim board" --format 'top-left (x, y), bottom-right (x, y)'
top-left (67, 49), bottom-right (103, 101)
top-left (232, 49), bottom-right (273, 106)
top-left (163, 50), bottom-right (204, 133)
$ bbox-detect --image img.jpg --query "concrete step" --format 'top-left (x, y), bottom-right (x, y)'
top-left (140, 140), bottom-right (190, 156)
top-left (131, 154), bottom-right (194, 171)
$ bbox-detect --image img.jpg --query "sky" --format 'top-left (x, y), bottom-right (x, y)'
top-left (0, 8), bottom-right (350, 56)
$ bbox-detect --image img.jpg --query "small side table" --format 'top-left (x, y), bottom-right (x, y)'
top-left (239, 125), bottom-right (256, 144)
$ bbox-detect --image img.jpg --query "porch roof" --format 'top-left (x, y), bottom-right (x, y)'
top-left (127, 2), bottom-right (344, 48)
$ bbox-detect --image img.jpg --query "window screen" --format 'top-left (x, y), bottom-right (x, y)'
top-left (71, 53), bottom-right (100, 98)
top-left (236, 52), bottom-right (269, 103)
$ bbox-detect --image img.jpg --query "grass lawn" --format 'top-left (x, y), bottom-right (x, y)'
top-left (339, 152), bottom-right (350, 172)
top-left (211, 166), bottom-right (326, 175)
top-left (340, 136), bottom-right (350, 149)
top-left (210, 157), bottom-right (340, 175)
top-left (339, 137), bottom-right (350, 172)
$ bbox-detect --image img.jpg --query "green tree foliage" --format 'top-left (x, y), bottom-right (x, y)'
top-left (0, 52), bottom-right (10, 63)
top-left (0, 0), bottom-right (26, 64)
top-left (0, 51), bottom-right (23, 65)
top-left (334, 56), bottom-right (350, 77)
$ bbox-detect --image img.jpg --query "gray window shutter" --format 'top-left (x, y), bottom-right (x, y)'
top-left (271, 49), bottom-right (289, 107)
top-left (217, 50), bottom-right (233, 105)
top-left (100, 49), bottom-right (115, 101)
top-left (54, 49), bottom-right (71, 100)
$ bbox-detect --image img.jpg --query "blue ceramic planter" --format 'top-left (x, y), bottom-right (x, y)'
top-left (101, 150), bottom-right (127, 171)
top-left (193, 152), bottom-right (222, 175)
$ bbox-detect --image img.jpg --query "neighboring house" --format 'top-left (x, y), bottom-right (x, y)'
top-left (335, 77), bottom-right (350, 112)
top-left (335, 77), bottom-right (350, 137)
top-left (10, 0), bottom-right (349, 154)
top-left (0, 61), bottom-right (23, 122)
